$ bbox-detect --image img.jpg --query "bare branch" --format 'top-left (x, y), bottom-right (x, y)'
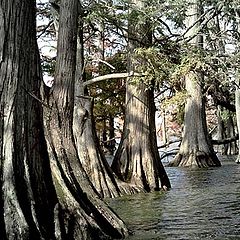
top-left (82, 71), bottom-right (143, 87)
top-left (37, 20), bottom-right (54, 39)
top-left (92, 59), bottom-right (116, 69)
top-left (211, 135), bottom-right (239, 145)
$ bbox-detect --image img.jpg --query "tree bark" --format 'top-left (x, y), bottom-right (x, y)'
top-left (111, 0), bottom-right (171, 191)
top-left (235, 74), bottom-right (240, 163)
top-left (0, 1), bottom-right (58, 239)
top-left (169, 72), bottom-right (221, 167)
top-left (71, 4), bottom-right (140, 198)
top-left (168, 0), bottom-right (221, 167)
top-left (44, 0), bottom-right (128, 238)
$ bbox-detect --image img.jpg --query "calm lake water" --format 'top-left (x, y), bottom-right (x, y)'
top-left (108, 156), bottom-right (240, 240)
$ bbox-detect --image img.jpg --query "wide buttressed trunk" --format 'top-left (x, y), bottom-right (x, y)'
top-left (111, 0), bottom-right (170, 191)
top-left (169, 72), bottom-right (221, 167)
top-left (112, 82), bottom-right (170, 191)
top-left (44, 0), bottom-right (128, 238)
top-left (0, 1), bottom-right (58, 239)
top-left (168, 0), bottom-right (220, 168)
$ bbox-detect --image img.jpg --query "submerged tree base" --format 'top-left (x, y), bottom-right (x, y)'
top-left (168, 152), bottom-right (221, 168)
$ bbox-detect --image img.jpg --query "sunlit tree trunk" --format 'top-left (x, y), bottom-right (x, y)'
top-left (169, 0), bottom-right (221, 167)
top-left (111, 0), bottom-right (171, 191)
top-left (44, 0), bottom-right (128, 238)
top-left (0, 1), bottom-right (58, 239)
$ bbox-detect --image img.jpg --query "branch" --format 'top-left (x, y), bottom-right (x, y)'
top-left (82, 71), bottom-right (143, 87)
top-left (22, 86), bottom-right (50, 108)
top-left (37, 20), bottom-right (54, 39)
top-left (178, 7), bottom-right (221, 43)
top-left (211, 135), bottom-right (239, 145)
top-left (92, 59), bottom-right (116, 70)
top-left (159, 150), bottom-right (179, 161)
top-left (158, 139), bottom-right (181, 149)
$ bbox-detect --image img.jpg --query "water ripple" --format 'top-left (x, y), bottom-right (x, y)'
top-left (108, 158), bottom-right (240, 240)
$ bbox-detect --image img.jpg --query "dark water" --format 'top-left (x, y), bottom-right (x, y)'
top-left (108, 157), bottom-right (240, 240)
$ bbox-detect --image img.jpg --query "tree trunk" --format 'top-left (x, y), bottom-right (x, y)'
top-left (216, 106), bottom-right (226, 154)
top-left (108, 114), bottom-right (116, 155)
top-left (71, 5), bottom-right (132, 198)
top-left (111, 0), bottom-right (171, 191)
top-left (169, 72), bottom-right (221, 167)
top-left (0, 1), bottom-right (58, 239)
top-left (235, 75), bottom-right (240, 163)
top-left (224, 113), bottom-right (237, 155)
top-left (168, 0), bottom-right (221, 167)
top-left (45, 0), bottom-right (128, 238)
top-left (112, 83), bottom-right (171, 190)
top-left (73, 97), bottom-right (125, 198)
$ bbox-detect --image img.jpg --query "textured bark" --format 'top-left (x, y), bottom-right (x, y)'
top-left (235, 75), bottom-right (240, 163)
top-left (224, 114), bottom-right (237, 155)
top-left (111, 0), bottom-right (171, 191)
top-left (73, 97), bottom-right (123, 198)
top-left (169, 73), bottom-right (221, 167)
top-left (72, 8), bottom-right (136, 198)
top-left (216, 106), bottom-right (225, 154)
top-left (44, 0), bottom-right (128, 238)
top-left (169, 0), bottom-right (220, 168)
top-left (0, 1), bottom-right (58, 239)
top-left (112, 84), bottom-right (171, 190)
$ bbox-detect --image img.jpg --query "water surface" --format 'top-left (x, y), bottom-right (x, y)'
top-left (108, 157), bottom-right (240, 240)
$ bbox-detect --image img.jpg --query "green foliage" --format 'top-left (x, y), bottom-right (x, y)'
top-left (130, 45), bottom-right (179, 89)
top-left (219, 109), bottom-right (235, 123)
top-left (162, 0), bottom-right (188, 29)
top-left (38, 0), bottom-right (240, 137)
top-left (162, 91), bottom-right (187, 125)
top-left (171, 46), bottom-right (207, 81)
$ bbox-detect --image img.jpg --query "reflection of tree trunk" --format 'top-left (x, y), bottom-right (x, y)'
top-left (0, 1), bottom-right (58, 239)
top-left (45, 0), bottom-right (128, 238)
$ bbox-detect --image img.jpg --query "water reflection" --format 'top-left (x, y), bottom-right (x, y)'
top-left (108, 158), bottom-right (240, 240)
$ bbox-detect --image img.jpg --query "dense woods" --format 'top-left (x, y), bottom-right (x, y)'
top-left (0, 0), bottom-right (240, 239)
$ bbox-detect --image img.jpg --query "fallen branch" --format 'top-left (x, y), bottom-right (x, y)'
top-left (159, 150), bottom-right (179, 161)
top-left (158, 139), bottom-right (181, 149)
top-left (211, 134), bottom-right (239, 145)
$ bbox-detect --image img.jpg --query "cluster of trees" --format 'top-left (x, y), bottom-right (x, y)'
top-left (0, 0), bottom-right (239, 239)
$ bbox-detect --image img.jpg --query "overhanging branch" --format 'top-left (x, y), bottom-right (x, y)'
top-left (82, 71), bottom-right (143, 87)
